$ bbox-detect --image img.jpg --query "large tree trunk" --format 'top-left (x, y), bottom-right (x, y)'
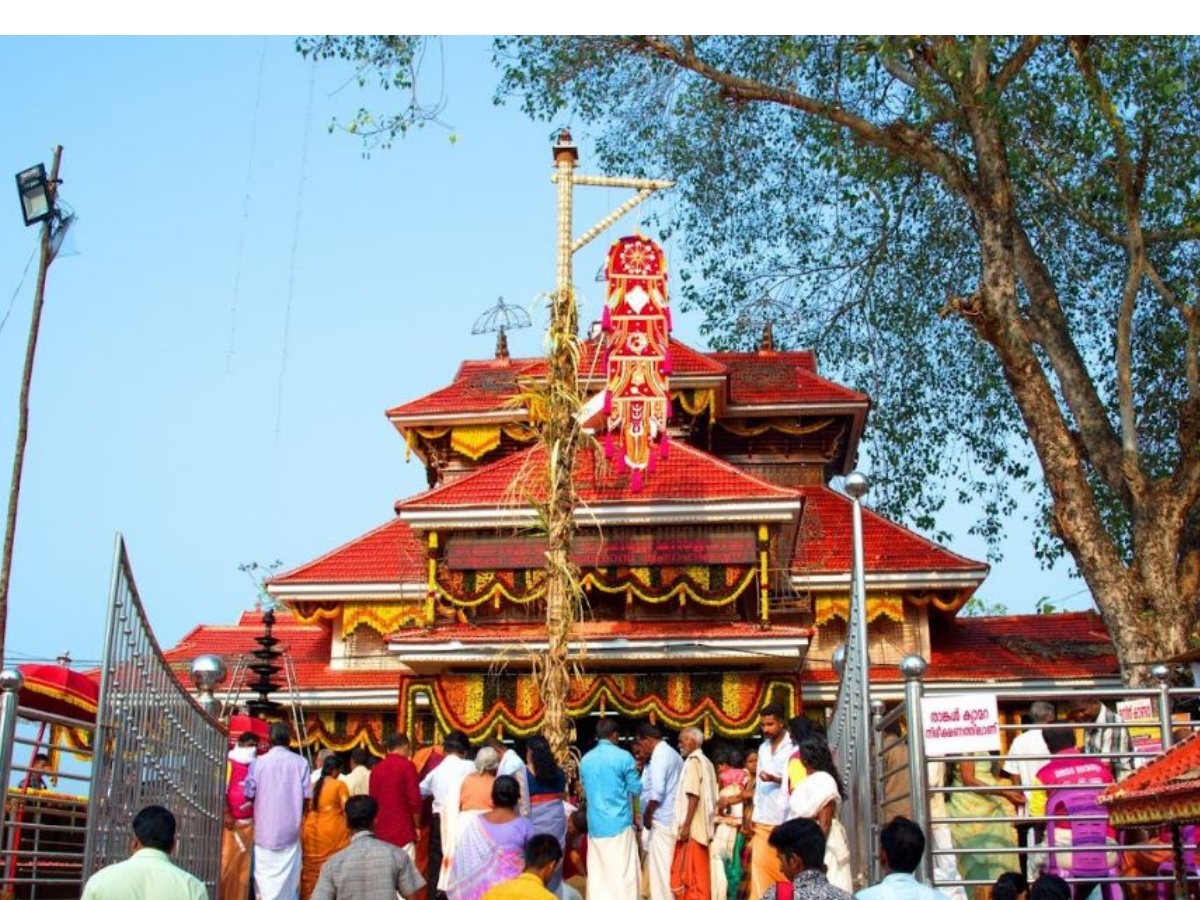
top-left (959, 59), bottom-right (1200, 683)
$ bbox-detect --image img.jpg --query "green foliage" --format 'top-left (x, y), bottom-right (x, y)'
top-left (302, 36), bottom-right (1200, 670)
top-left (962, 596), bottom-right (1010, 617)
top-left (296, 36), bottom-right (448, 150)
top-left (1034, 596), bottom-right (1063, 615)
top-left (492, 37), bottom-right (1200, 571)
top-left (239, 560), bottom-right (283, 611)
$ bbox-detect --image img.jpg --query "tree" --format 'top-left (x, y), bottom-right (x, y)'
top-left (240, 560), bottom-right (283, 611)
top-left (305, 36), bottom-right (1200, 683)
top-left (491, 36), bottom-right (1200, 683)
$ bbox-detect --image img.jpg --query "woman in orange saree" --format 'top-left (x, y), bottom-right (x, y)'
top-left (300, 755), bottom-right (351, 900)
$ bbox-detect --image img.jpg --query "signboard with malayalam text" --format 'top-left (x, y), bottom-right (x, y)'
top-left (445, 527), bottom-right (758, 570)
top-left (921, 693), bottom-right (1002, 756)
top-left (1116, 697), bottom-right (1162, 759)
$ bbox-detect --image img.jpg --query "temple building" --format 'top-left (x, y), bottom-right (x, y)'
top-left (163, 238), bottom-right (1120, 754)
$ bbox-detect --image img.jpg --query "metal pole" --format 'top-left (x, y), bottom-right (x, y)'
top-left (0, 669), bottom-right (24, 790)
top-left (846, 471), bottom-right (872, 889)
top-left (1170, 821), bottom-right (1187, 900)
top-left (0, 146), bottom-right (63, 665)
top-left (0, 668), bottom-right (22, 898)
top-left (901, 654), bottom-right (933, 883)
top-left (1151, 663), bottom-right (1175, 753)
top-left (870, 698), bottom-right (887, 885)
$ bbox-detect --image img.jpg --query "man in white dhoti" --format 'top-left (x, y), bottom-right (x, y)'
top-left (580, 718), bottom-right (643, 900)
top-left (244, 721), bottom-right (311, 900)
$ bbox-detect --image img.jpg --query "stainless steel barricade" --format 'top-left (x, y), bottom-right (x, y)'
top-left (81, 534), bottom-right (226, 895)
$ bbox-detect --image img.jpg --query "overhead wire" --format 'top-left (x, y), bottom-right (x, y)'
top-left (226, 36), bottom-right (269, 375)
top-left (274, 57), bottom-right (317, 441)
top-left (0, 244), bottom-right (38, 340)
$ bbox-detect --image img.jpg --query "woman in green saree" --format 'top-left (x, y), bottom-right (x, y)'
top-left (948, 753), bottom-right (1024, 898)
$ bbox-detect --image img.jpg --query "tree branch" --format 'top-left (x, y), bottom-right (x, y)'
top-left (994, 36), bottom-right (1044, 95)
top-left (1115, 246), bottom-right (1144, 468)
top-left (1142, 224), bottom-right (1200, 244)
top-left (1026, 164), bottom-right (1123, 244)
top-left (1069, 34), bottom-right (1149, 490)
top-left (627, 36), bottom-right (980, 203)
top-left (1010, 222), bottom-right (1132, 506)
top-left (1068, 37), bottom-right (1138, 206)
top-left (1142, 260), bottom-right (1199, 398)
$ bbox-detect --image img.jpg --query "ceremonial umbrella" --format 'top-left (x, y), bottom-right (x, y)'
top-left (16, 663), bottom-right (99, 723)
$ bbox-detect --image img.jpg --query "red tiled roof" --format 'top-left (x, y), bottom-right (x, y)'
top-left (386, 358), bottom-right (539, 420)
top-left (387, 338), bottom-right (731, 424)
top-left (388, 619), bottom-right (811, 643)
top-left (578, 337), bottom-right (729, 382)
top-left (710, 352), bottom-right (868, 407)
top-left (927, 611), bottom-right (1117, 681)
top-left (397, 441), bottom-right (801, 511)
top-left (802, 611), bottom-right (1117, 684)
top-left (162, 609), bottom-right (1115, 696)
top-left (270, 519), bottom-right (426, 586)
top-left (164, 610), bottom-right (327, 661)
top-left (793, 486), bottom-right (987, 575)
top-left (162, 611), bottom-right (408, 691)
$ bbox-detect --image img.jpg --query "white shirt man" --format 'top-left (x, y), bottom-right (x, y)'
top-left (749, 704), bottom-right (795, 900)
top-left (637, 723), bottom-right (684, 900)
top-left (418, 732), bottom-right (475, 893)
top-left (1003, 702), bottom-right (1056, 812)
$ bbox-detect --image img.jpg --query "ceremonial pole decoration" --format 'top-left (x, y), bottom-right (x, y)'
top-left (539, 131), bottom-right (672, 765)
top-left (601, 235), bottom-right (671, 491)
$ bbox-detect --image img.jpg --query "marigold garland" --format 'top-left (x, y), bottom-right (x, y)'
top-left (719, 417), bottom-right (836, 438)
top-left (450, 426), bottom-right (503, 460)
top-left (674, 388), bottom-right (715, 418)
top-left (431, 565), bottom-right (755, 609)
top-left (289, 601), bottom-right (341, 625)
top-left (299, 711), bottom-right (391, 756)
top-left (342, 602), bottom-right (427, 636)
top-left (400, 672), bottom-right (798, 741)
top-left (813, 593), bottom-right (905, 626)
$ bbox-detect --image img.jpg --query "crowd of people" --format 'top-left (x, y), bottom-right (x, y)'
top-left (78, 694), bottom-right (1194, 900)
top-left (882, 695), bottom-right (1194, 900)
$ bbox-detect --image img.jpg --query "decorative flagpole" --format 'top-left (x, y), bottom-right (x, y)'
top-left (540, 131), bottom-right (672, 765)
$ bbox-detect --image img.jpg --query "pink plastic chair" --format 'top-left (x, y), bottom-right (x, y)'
top-left (1044, 788), bottom-right (1121, 900)
top-left (1155, 824), bottom-right (1199, 900)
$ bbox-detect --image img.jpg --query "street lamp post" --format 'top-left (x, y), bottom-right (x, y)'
top-left (844, 470), bottom-right (873, 886)
top-left (0, 145), bottom-right (65, 666)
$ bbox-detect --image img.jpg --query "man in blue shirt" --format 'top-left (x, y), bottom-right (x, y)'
top-left (635, 722), bottom-right (684, 900)
top-left (857, 817), bottom-right (951, 900)
top-left (580, 718), bottom-right (643, 900)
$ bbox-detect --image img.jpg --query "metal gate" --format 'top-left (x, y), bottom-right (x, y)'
top-left (81, 534), bottom-right (227, 892)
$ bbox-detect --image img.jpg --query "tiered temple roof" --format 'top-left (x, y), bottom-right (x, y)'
top-left (162, 329), bottom-right (1117, 750)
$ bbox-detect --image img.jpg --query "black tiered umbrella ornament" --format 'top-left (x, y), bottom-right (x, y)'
top-left (472, 297), bottom-right (532, 360)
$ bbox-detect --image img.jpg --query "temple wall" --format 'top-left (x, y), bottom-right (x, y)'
top-left (805, 599), bottom-right (926, 667)
top-left (343, 623), bottom-right (406, 670)
top-left (738, 461), bottom-right (827, 487)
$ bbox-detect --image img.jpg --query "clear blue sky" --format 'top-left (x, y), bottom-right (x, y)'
top-left (0, 36), bottom-right (1085, 667)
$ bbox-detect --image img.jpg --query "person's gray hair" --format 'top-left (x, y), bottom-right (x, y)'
top-left (1029, 701), bottom-right (1056, 724)
top-left (474, 746), bottom-right (500, 774)
top-left (680, 726), bottom-right (704, 744)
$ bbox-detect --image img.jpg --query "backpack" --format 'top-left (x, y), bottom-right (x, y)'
top-left (227, 755), bottom-right (254, 819)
